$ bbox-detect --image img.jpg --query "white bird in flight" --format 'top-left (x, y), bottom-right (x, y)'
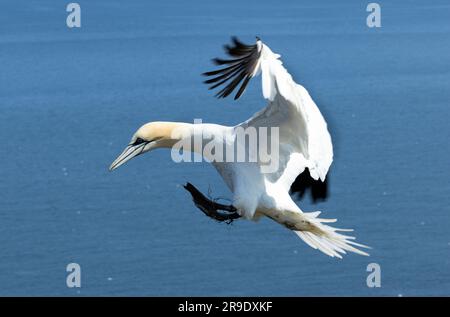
top-left (110, 37), bottom-right (369, 258)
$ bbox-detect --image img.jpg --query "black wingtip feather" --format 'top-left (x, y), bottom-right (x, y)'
top-left (203, 37), bottom-right (261, 100)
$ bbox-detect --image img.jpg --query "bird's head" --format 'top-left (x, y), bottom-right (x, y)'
top-left (109, 121), bottom-right (189, 171)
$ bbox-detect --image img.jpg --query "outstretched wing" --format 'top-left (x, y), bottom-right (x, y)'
top-left (203, 37), bottom-right (333, 192)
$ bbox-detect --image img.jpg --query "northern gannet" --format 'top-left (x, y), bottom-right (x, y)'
top-left (110, 37), bottom-right (369, 258)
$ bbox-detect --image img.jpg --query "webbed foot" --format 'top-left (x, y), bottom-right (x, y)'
top-left (183, 182), bottom-right (241, 223)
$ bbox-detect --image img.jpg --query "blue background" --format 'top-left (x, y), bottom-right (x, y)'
top-left (0, 0), bottom-right (449, 295)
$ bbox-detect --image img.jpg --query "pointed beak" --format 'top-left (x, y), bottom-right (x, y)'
top-left (109, 142), bottom-right (148, 171)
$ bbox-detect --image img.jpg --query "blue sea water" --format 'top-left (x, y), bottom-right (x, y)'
top-left (0, 0), bottom-right (449, 296)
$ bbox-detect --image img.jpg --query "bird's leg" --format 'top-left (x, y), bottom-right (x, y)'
top-left (183, 182), bottom-right (241, 223)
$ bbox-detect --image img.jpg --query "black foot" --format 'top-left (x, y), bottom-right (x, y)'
top-left (183, 182), bottom-right (241, 223)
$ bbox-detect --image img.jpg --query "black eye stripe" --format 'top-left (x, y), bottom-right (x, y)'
top-left (134, 137), bottom-right (146, 145)
top-left (133, 136), bottom-right (163, 146)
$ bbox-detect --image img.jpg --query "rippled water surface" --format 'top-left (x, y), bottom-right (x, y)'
top-left (0, 0), bottom-right (449, 295)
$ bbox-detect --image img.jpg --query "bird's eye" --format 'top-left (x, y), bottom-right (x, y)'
top-left (134, 137), bottom-right (146, 145)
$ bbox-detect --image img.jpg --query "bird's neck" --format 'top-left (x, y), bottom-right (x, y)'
top-left (157, 121), bottom-right (228, 156)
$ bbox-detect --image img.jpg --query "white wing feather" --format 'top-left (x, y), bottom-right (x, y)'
top-left (242, 42), bottom-right (333, 190)
top-left (203, 38), bottom-right (369, 258)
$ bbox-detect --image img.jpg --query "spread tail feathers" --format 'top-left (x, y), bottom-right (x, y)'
top-left (276, 210), bottom-right (370, 258)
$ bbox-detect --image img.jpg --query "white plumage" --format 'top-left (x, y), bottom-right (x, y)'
top-left (209, 39), bottom-right (368, 258)
top-left (110, 37), bottom-right (369, 258)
